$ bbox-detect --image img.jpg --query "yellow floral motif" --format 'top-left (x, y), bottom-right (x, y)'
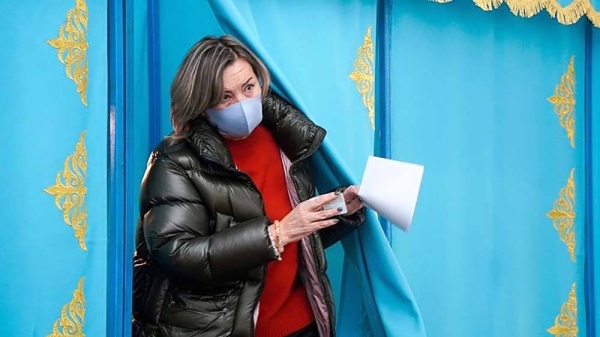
top-left (431, 0), bottom-right (600, 27)
top-left (547, 169), bottom-right (576, 262)
top-left (47, 278), bottom-right (85, 337)
top-left (45, 132), bottom-right (88, 251)
top-left (548, 56), bottom-right (576, 148)
top-left (47, 0), bottom-right (89, 106)
top-left (349, 26), bottom-right (375, 130)
top-left (547, 283), bottom-right (578, 337)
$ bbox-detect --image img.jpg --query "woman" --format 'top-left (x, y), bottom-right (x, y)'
top-left (133, 35), bottom-right (365, 337)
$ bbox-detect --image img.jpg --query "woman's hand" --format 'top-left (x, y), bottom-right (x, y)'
top-left (276, 191), bottom-right (345, 246)
top-left (343, 185), bottom-right (364, 216)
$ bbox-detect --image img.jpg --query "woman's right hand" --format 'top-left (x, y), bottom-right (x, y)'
top-left (275, 191), bottom-right (345, 247)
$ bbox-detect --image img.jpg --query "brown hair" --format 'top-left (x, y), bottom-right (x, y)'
top-left (169, 35), bottom-right (271, 138)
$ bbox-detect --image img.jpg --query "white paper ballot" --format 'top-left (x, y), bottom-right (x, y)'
top-left (358, 156), bottom-right (424, 231)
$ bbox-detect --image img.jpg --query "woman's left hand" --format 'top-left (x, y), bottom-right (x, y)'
top-left (343, 185), bottom-right (364, 216)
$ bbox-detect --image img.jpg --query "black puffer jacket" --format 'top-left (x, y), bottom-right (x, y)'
top-left (132, 93), bottom-right (365, 337)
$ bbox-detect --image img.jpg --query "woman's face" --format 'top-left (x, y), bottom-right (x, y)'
top-left (212, 58), bottom-right (261, 110)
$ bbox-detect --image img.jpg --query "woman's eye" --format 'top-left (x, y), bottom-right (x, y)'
top-left (244, 84), bottom-right (254, 92)
top-left (222, 95), bottom-right (231, 102)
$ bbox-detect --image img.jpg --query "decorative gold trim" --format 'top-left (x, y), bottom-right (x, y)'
top-left (548, 56), bottom-right (576, 148)
top-left (546, 0), bottom-right (589, 25)
top-left (586, 3), bottom-right (600, 26)
top-left (45, 132), bottom-right (88, 251)
top-left (547, 283), bottom-right (578, 337)
top-left (47, 0), bottom-right (89, 106)
top-left (547, 169), bottom-right (576, 262)
top-left (430, 0), bottom-right (600, 27)
top-left (47, 278), bottom-right (85, 337)
top-left (349, 26), bottom-right (376, 130)
top-left (473, 0), bottom-right (504, 11)
top-left (506, 0), bottom-right (549, 17)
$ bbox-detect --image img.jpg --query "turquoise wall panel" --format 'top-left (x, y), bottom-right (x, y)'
top-left (0, 0), bottom-right (108, 335)
top-left (390, 1), bottom-right (587, 336)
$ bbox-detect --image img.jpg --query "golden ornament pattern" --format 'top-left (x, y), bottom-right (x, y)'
top-left (547, 283), bottom-right (578, 337)
top-left (47, 0), bottom-right (89, 106)
top-left (47, 278), bottom-right (86, 337)
top-left (45, 132), bottom-right (88, 251)
top-left (349, 26), bottom-right (375, 129)
top-left (547, 169), bottom-right (576, 262)
top-left (548, 56), bottom-right (576, 148)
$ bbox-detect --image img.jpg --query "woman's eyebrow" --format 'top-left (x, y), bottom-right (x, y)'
top-left (241, 77), bottom-right (254, 86)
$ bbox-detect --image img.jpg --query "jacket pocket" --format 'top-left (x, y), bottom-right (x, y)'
top-left (161, 289), bottom-right (239, 330)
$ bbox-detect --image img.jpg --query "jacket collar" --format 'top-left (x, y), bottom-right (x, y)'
top-left (186, 93), bottom-right (326, 168)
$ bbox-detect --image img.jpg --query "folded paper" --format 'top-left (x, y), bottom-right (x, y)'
top-left (358, 156), bottom-right (424, 231)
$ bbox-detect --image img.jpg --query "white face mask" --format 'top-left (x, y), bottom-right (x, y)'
top-left (206, 95), bottom-right (263, 138)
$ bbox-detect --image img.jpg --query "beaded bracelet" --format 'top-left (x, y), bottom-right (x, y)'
top-left (274, 220), bottom-right (285, 255)
top-left (269, 226), bottom-right (282, 261)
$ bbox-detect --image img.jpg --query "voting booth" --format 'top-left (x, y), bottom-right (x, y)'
top-left (1, 0), bottom-right (600, 336)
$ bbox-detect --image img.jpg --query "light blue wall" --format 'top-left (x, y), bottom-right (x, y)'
top-left (389, 2), bottom-right (588, 336)
top-left (0, 0), bottom-right (108, 336)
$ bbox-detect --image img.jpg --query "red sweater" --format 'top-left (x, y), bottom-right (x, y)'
top-left (225, 125), bottom-right (314, 337)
